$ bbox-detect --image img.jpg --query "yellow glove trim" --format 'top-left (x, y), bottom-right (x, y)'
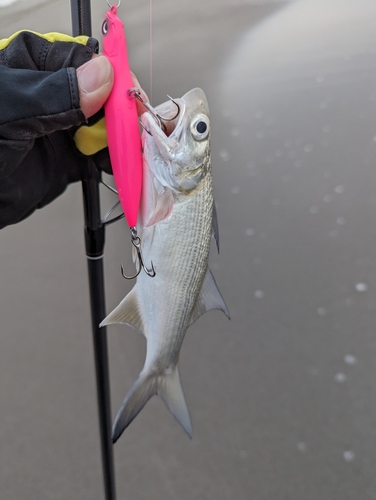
top-left (0, 31), bottom-right (89, 50)
top-left (74, 118), bottom-right (108, 156)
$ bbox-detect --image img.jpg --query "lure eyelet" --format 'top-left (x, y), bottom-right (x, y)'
top-left (106, 0), bottom-right (121, 7)
top-left (190, 115), bottom-right (210, 141)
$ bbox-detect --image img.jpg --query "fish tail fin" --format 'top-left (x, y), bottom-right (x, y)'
top-left (157, 365), bottom-right (192, 438)
top-left (112, 366), bottom-right (192, 443)
top-left (112, 372), bottom-right (157, 443)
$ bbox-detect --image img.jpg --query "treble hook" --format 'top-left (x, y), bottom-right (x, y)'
top-left (129, 88), bottom-right (180, 134)
top-left (121, 227), bottom-right (156, 279)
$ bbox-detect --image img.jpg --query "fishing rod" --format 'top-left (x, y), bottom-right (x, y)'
top-left (70, 0), bottom-right (165, 495)
top-left (70, 1), bottom-right (116, 499)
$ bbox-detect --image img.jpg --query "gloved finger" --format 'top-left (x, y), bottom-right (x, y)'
top-left (77, 55), bottom-right (114, 118)
top-left (73, 65), bottom-right (150, 156)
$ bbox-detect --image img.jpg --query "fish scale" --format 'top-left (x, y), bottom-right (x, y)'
top-left (152, 176), bottom-right (213, 365)
top-left (142, 204), bottom-right (211, 364)
top-left (101, 88), bottom-right (229, 442)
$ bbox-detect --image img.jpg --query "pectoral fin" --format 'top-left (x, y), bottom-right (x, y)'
top-left (145, 185), bottom-right (174, 227)
top-left (189, 268), bottom-right (230, 327)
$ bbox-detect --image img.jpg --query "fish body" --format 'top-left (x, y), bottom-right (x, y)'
top-left (101, 88), bottom-right (229, 442)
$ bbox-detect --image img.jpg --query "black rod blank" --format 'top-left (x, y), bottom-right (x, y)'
top-left (70, 2), bottom-right (117, 498)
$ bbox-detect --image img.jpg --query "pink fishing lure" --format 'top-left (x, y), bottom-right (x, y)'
top-left (102, 5), bottom-right (142, 229)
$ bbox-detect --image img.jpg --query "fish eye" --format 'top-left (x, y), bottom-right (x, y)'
top-left (102, 19), bottom-right (109, 35)
top-left (190, 115), bottom-right (210, 141)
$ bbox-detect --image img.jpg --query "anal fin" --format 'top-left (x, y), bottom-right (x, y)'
top-left (99, 287), bottom-right (145, 335)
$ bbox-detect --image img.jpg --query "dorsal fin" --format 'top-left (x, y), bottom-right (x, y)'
top-left (189, 268), bottom-right (230, 327)
top-left (212, 202), bottom-right (220, 253)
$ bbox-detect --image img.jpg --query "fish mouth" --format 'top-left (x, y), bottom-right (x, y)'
top-left (142, 98), bottom-right (186, 161)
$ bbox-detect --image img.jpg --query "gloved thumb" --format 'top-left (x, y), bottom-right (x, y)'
top-left (76, 55), bottom-right (114, 118)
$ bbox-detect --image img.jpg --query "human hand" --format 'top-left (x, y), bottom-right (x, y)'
top-left (76, 55), bottom-right (148, 118)
top-left (0, 31), bottom-right (149, 229)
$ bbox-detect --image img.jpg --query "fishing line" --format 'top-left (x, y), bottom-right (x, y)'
top-left (149, 0), bottom-right (153, 104)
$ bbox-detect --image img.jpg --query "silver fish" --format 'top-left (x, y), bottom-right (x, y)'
top-left (101, 88), bottom-right (229, 442)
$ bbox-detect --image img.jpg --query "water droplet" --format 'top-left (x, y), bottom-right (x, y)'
top-left (254, 110), bottom-right (263, 119)
top-left (320, 101), bottom-right (328, 109)
top-left (275, 149), bottom-right (283, 157)
top-left (335, 372), bottom-right (347, 383)
top-left (346, 298), bottom-right (354, 306)
top-left (284, 140), bottom-right (293, 148)
top-left (356, 283), bottom-right (368, 292)
top-left (219, 149), bottom-right (230, 161)
top-left (297, 442), bottom-right (307, 453)
top-left (337, 217), bottom-right (346, 225)
top-left (343, 450), bottom-right (355, 462)
top-left (317, 307), bottom-right (327, 316)
top-left (324, 171), bottom-right (332, 178)
top-left (295, 160), bottom-right (302, 168)
top-left (334, 185), bottom-right (345, 194)
top-left (304, 144), bottom-right (313, 153)
top-left (310, 206), bottom-right (319, 214)
top-left (322, 124), bottom-right (332, 133)
top-left (245, 228), bottom-right (255, 236)
top-left (344, 354), bottom-right (357, 365)
top-left (324, 195), bottom-right (333, 203)
top-left (329, 230), bottom-right (338, 238)
top-left (231, 186), bottom-right (240, 194)
top-left (231, 127), bottom-right (240, 137)
top-left (256, 130), bottom-right (265, 139)
top-left (239, 450), bottom-right (247, 459)
top-left (255, 290), bottom-right (264, 299)
top-left (373, 136), bottom-right (376, 143)
top-left (247, 161), bottom-right (255, 169)
top-left (316, 75), bottom-right (325, 83)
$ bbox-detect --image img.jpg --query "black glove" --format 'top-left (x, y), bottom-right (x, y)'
top-left (0, 31), bottom-right (110, 229)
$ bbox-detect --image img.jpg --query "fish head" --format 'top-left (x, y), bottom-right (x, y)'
top-left (141, 88), bottom-right (211, 194)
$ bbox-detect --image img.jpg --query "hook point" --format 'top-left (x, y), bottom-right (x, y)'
top-left (120, 228), bottom-right (156, 280)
